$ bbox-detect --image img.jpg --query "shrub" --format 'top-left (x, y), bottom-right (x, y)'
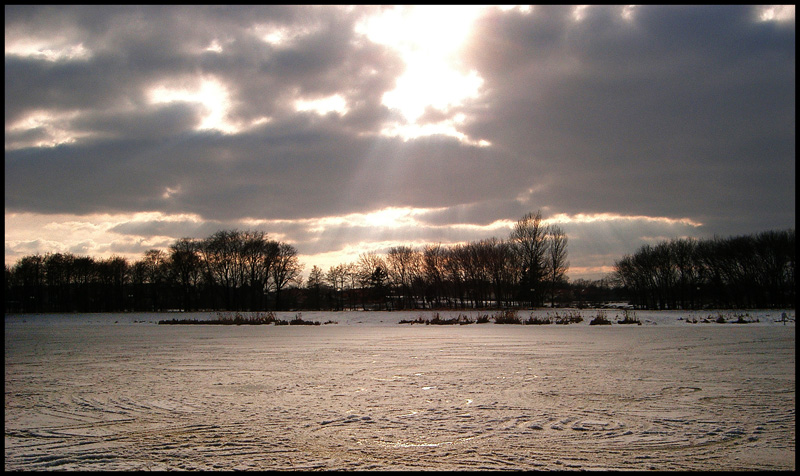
top-left (457, 313), bottom-right (474, 325)
top-left (476, 314), bottom-right (491, 324)
top-left (524, 314), bottom-right (552, 325)
top-left (429, 313), bottom-right (462, 325)
top-left (589, 310), bottom-right (612, 325)
top-left (289, 313), bottom-right (320, 325)
top-left (399, 315), bottom-right (429, 324)
top-left (493, 309), bottom-right (522, 324)
top-left (160, 311), bottom-right (277, 325)
top-left (552, 310), bottom-right (583, 325)
top-left (158, 318), bottom-right (200, 325)
top-left (400, 312), bottom-right (474, 325)
top-left (617, 309), bottom-right (641, 325)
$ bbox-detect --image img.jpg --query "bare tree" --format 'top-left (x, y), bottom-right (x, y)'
top-left (271, 242), bottom-right (302, 311)
top-left (12, 254), bottom-right (45, 312)
top-left (142, 249), bottom-right (168, 311)
top-left (170, 237), bottom-right (201, 311)
top-left (442, 244), bottom-right (467, 308)
top-left (306, 265), bottom-right (326, 310)
top-left (356, 251), bottom-right (388, 310)
top-left (510, 210), bottom-right (549, 307)
top-left (614, 230), bottom-right (795, 309)
top-left (43, 252), bottom-right (76, 312)
top-left (240, 230), bottom-right (278, 310)
top-left (483, 237), bottom-right (516, 308)
top-left (343, 262), bottom-right (359, 310)
top-left (422, 243), bottom-right (446, 308)
top-left (326, 264), bottom-right (347, 310)
top-left (545, 225), bottom-right (569, 307)
top-left (200, 230), bottom-right (241, 310)
top-left (387, 245), bottom-right (422, 309)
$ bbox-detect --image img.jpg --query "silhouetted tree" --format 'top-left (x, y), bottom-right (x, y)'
top-left (240, 231), bottom-right (279, 311)
top-left (442, 244), bottom-right (467, 308)
top-left (356, 251), bottom-right (388, 310)
top-left (387, 245), bottom-right (422, 309)
top-left (510, 210), bottom-right (548, 307)
top-left (326, 263), bottom-right (347, 311)
top-left (72, 256), bottom-right (97, 312)
top-left (201, 230), bottom-right (240, 310)
top-left (95, 256), bottom-right (128, 311)
top-left (271, 242), bottom-right (302, 311)
top-left (140, 249), bottom-right (168, 311)
top-left (614, 230), bottom-right (795, 309)
top-left (422, 243), bottom-right (446, 308)
top-left (12, 254), bottom-right (45, 312)
top-left (43, 252), bottom-right (76, 312)
top-left (305, 265), bottom-right (326, 310)
top-left (368, 265), bottom-right (389, 310)
top-left (545, 225), bottom-right (569, 307)
top-left (170, 238), bottom-right (201, 311)
top-left (483, 237), bottom-right (515, 307)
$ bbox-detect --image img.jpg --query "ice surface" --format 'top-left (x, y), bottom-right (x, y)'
top-left (4, 309), bottom-right (795, 470)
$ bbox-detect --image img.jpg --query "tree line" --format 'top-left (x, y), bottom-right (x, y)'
top-left (612, 229), bottom-right (795, 309)
top-left (5, 211), bottom-right (572, 313)
top-left (6, 211), bottom-right (793, 313)
top-left (5, 230), bottom-right (302, 313)
top-left (307, 211), bottom-right (569, 311)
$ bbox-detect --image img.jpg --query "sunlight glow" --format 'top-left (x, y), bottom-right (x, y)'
top-left (569, 265), bottom-right (617, 277)
top-left (4, 211), bottom-right (207, 267)
top-left (294, 94), bottom-right (349, 116)
top-left (6, 110), bottom-right (87, 149)
top-left (243, 206), bottom-right (515, 240)
top-left (308, 207), bottom-right (426, 232)
top-left (205, 39), bottom-right (224, 53)
top-left (298, 239), bottom-right (429, 272)
top-left (379, 120), bottom-right (491, 146)
top-left (496, 5), bottom-right (533, 14)
top-left (260, 27), bottom-right (291, 46)
top-left (572, 5), bottom-right (590, 22)
top-left (757, 5), bottom-right (795, 22)
top-left (356, 6), bottom-right (488, 144)
top-left (161, 186), bottom-right (182, 200)
top-left (253, 22), bottom-right (323, 47)
top-left (621, 5), bottom-right (638, 21)
top-left (545, 213), bottom-right (703, 228)
top-left (148, 77), bottom-right (239, 133)
top-left (5, 40), bottom-right (92, 62)
top-left (362, 207), bottom-right (419, 229)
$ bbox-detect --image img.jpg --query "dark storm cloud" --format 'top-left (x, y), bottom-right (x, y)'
top-left (6, 114), bottom-right (515, 220)
top-left (460, 5), bottom-right (794, 235)
top-left (5, 5), bottom-right (412, 219)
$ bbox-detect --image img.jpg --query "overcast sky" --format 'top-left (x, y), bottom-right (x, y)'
top-left (5, 5), bottom-right (795, 281)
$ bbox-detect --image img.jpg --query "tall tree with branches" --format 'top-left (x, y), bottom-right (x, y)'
top-left (510, 210), bottom-right (549, 307)
top-left (271, 242), bottom-right (302, 311)
top-left (545, 225), bottom-right (569, 307)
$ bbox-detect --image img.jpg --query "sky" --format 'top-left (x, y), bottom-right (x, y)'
top-left (5, 5), bottom-right (796, 281)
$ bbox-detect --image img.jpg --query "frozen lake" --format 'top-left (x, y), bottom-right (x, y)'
top-left (5, 309), bottom-right (795, 470)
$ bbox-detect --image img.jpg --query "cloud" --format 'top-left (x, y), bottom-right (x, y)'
top-left (4, 5), bottom-right (795, 280)
top-left (460, 5), bottom-right (794, 231)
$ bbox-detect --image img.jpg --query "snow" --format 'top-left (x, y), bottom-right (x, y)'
top-left (4, 309), bottom-right (795, 470)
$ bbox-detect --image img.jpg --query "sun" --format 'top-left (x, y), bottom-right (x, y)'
top-left (356, 5), bottom-right (489, 143)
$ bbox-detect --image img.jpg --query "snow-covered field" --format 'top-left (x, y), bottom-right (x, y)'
top-left (5, 309), bottom-right (795, 471)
